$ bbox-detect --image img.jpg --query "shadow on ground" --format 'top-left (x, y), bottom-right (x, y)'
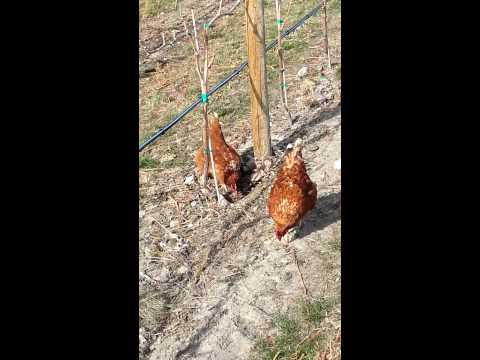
top-left (235, 105), bottom-right (341, 198)
top-left (299, 191), bottom-right (341, 239)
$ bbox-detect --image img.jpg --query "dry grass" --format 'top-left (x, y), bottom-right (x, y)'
top-left (139, 1), bottom-right (341, 358)
top-left (250, 297), bottom-right (340, 360)
top-left (139, 0), bottom-right (340, 167)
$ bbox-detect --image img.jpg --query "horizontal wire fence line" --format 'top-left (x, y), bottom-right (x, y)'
top-left (139, 3), bottom-right (322, 152)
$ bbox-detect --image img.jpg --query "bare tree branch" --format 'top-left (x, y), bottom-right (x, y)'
top-left (208, 0), bottom-right (242, 28)
top-left (207, 0), bottom-right (224, 28)
top-left (208, 53), bottom-right (216, 69)
top-left (275, 0), bottom-right (293, 123)
top-left (183, 6), bottom-right (225, 204)
top-left (323, 0), bottom-right (332, 69)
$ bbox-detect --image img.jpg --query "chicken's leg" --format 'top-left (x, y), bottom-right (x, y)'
top-left (221, 184), bottom-right (228, 194)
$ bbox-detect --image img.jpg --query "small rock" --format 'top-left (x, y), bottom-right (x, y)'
top-left (297, 66), bottom-right (308, 79)
top-left (264, 159), bottom-right (272, 171)
top-left (184, 175), bottom-right (195, 185)
top-left (167, 236), bottom-right (178, 247)
top-left (139, 210), bottom-right (145, 219)
top-left (149, 267), bottom-right (170, 283)
top-left (139, 333), bottom-right (147, 348)
top-left (308, 99), bottom-right (321, 108)
top-left (334, 159), bottom-right (341, 170)
top-left (169, 220), bottom-right (179, 228)
top-left (176, 265), bottom-right (189, 275)
top-left (190, 201), bottom-right (197, 207)
top-left (139, 172), bottom-right (150, 185)
top-left (284, 271), bottom-right (293, 281)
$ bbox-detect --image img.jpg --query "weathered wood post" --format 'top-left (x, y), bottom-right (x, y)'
top-left (245, 0), bottom-right (272, 160)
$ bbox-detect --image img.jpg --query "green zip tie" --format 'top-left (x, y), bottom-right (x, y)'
top-left (201, 93), bottom-right (208, 103)
top-left (203, 23), bottom-right (209, 30)
top-left (204, 147), bottom-right (210, 155)
top-left (280, 83), bottom-right (288, 89)
top-left (276, 19), bottom-right (284, 25)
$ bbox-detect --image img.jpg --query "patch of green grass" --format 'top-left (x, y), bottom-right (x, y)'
top-left (253, 338), bottom-right (276, 360)
top-left (151, 89), bottom-right (168, 106)
top-left (335, 65), bottom-right (341, 80)
top-left (141, 0), bottom-right (175, 18)
top-left (300, 299), bottom-right (329, 325)
top-left (283, 38), bottom-right (308, 51)
top-left (210, 86), bottom-right (250, 121)
top-left (160, 155), bottom-right (188, 169)
top-left (146, 109), bottom-right (179, 141)
top-left (329, 0), bottom-right (341, 14)
top-left (251, 297), bottom-right (338, 360)
top-left (139, 155), bottom-right (158, 169)
top-left (213, 106), bottom-right (234, 118)
top-left (209, 31), bottom-right (225, 40)
top-left (272, 314), bottom-right (304, 356)
top-left (186, 85), bottom-right (201, 101)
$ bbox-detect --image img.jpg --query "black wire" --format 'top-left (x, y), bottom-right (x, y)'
top-left (139, 3), bottom-right (322, 152)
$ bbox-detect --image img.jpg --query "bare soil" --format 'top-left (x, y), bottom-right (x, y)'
top-left (139, 1), bottom-right (341, 359)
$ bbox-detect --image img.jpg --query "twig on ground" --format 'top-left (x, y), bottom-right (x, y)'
top-left (292, 248), bottom-right (309, 296)
top-left (272, 351), bottom-right (282, 360)
top-left (152, 217), bottom-right (181, 240)
top-left (140, 271), bottom-right (157, 284)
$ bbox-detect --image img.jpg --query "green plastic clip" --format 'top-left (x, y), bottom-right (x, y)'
top-left (201, 93), bottom-right (208, 103)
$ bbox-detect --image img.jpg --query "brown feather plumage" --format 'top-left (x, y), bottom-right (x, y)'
top-left (267, 140), bottom-right (317, 240)
top-left (195, 114), bottom-right (241, 193)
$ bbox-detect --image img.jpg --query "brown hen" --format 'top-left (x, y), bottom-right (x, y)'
top-left (267, 139), bottom-right (317, 240)
top-left (195, 113), bottom-right (241, 193)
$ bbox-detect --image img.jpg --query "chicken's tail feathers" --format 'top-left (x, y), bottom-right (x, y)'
top-left (287, 138), bottom-right (303, 151)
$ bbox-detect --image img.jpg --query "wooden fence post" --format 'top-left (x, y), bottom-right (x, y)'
top-left (245, 0), bottom-right (272, 160)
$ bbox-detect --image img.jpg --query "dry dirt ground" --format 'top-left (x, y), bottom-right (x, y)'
top-left (139, 1), bottom-right (341, 359)
top-left (140, 107), bottom-right (340, 360)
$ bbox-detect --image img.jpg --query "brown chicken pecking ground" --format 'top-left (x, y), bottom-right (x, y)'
top-left (194, 113), bottom-right (241, 195)
top-left (268, 138), bottom-right (318, 241)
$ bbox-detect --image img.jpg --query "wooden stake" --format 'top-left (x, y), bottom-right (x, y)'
top-left (245, 0), bottom-right (272, 160)
top-left (323, 0), bottom-right (331, 69)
